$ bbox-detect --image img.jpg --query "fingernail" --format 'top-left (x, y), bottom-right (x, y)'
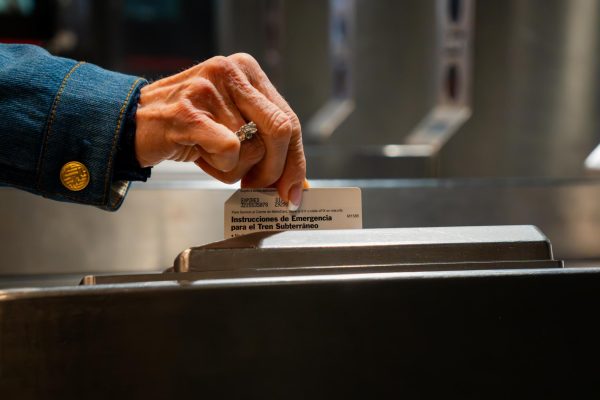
top-left (288, 183), bottom-right (303, 211)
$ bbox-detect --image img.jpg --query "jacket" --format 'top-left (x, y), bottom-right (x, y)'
top-left (0, 44), bottom-right (148, 211)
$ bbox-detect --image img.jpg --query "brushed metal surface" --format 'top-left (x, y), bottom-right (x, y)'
top-left (1, 178), bottom-right (599, 278)
top-left (80, 225), bottom-right (562, 284)
top-left (175, 226), bottom-right (555, 272)
top-left (200, 225), bottom-right (549, 249)
top-left (0, 185), bottom-right (234, 275)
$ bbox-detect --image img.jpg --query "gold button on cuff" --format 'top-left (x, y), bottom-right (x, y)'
top-left (60, 161), bottom-right (90, 191)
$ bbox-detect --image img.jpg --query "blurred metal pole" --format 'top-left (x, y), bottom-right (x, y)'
top-left (306, 0), bottom-right (356, 141)
top-left (405, 0), bottom-right (474, 153)
top-left (307, 0), bottom-right (474, 168)
top-left (557, 0), bottom-right (600, 175)
top-left (262, 0), bottom-right (285, 88)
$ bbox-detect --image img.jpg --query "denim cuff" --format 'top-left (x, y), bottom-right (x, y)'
top-left (113, 85), bottom-right (153, 182)
top-left (36, 61), bottom-right (147, 211)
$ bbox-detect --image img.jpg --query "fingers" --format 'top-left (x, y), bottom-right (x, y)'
top-left (186, 77), bottom-right (246, 133)
top-left (168, 77), bottom-right (245, 172)
top-left (274, 136), bottom-right (307, 209)
top-left (159, 54), bottom-right (304, 195)
top-left (181, 75), bottom-right (268, 176)
top-left (229, 53), bottom-right (307, 205)
top-left (195, 135), bottom-right (266, 184)
top-left (202, 56), bottom-right (293, 188)
top-left (183, 75), bottom-right (265, 180)
top-left (177, 113), bottom-right (240, 172)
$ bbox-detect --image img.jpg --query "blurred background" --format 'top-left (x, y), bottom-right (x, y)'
top-left (1, 0), bottom-right (600, 286)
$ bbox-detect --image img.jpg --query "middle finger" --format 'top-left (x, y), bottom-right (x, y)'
top-left (209, 61), bottom-right (292, 187)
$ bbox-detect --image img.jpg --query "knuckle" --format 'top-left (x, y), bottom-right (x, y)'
top-left (230, 52), bottom-right (260, 68)
top-left (174, 100), bottom-right (213, 126)
top-left (187, 78), bottom-right (217, 98)
top-left (289, 112), bottom-right (301, 134)
top-left (267, 111), bottom-right (292, 140)
top-left (170, 99), bottom-right (196, 123)
top-left (207, 55), bottom-right (234, 76)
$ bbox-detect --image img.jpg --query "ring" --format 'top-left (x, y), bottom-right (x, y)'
top-left (236, 121), bottom-right (258, 142)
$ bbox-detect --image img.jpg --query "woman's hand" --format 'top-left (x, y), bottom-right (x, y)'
top-left (135, 53), bottom-right (307, 209)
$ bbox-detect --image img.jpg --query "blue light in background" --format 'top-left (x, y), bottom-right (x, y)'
top-left (0, 0), bottom-right (36, 16)
top-left (124, 0), bottom-right (181, 22)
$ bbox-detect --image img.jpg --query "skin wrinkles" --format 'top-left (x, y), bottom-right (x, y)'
top-left (135, 53), bottom-right (306, 205)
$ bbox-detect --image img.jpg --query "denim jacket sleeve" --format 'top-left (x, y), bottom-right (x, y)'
top-left (0, 44), bottom-right (147, 211)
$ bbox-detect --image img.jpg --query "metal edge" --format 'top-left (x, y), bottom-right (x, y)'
top-left (2, 267), bottom-right (600, 303)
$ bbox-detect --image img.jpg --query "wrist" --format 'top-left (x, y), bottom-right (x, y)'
top-left (113, 83), bottom-right (152, 182)
top-left (134, 83), bottom-right (171, 168)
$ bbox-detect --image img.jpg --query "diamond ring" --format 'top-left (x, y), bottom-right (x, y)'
top-left (236, 121), bottom-right (258, 142)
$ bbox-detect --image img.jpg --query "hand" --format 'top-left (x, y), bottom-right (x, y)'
top-left (135, 53), bottom-right (307, 208)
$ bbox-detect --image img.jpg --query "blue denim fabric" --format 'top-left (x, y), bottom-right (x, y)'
top-left (0, 44), bottom-right (147, 211)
